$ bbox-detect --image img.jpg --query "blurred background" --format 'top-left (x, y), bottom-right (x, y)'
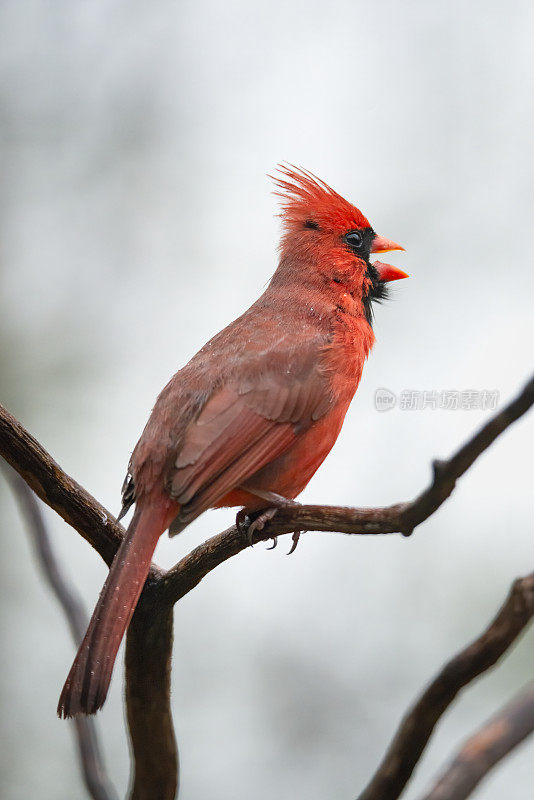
top-left (1, 1), bottom-right (533, 798)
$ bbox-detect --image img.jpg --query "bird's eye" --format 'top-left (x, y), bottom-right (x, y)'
top-left (345, 230), bottom-right (363, 249)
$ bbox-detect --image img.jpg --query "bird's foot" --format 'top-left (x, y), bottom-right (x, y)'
top-left (235, 507), bottom-right (277, 546)
top-left (236, 487), bottom-right (304, 553)
top-left (244, 507), bottom-right (279, 546)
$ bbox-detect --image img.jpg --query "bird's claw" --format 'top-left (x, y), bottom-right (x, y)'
top-left (245, 507), bottom-right (279, 546)
top-left (286, 530), bottom-right (304, 555)
top-left (236, 495), bottom-right (304, 552)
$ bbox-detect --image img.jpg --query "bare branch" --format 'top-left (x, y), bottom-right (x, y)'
top-left (2, 375), bottom-right (532, 585)
top-left (0, 404), bottom-right (122, 566)
top-left (357, 572), bottom-right (534, 800)
top-left (4, 466), bottom-right (118, 800)
top-left (72, 719), bottom-right (119, 800)
top-left (125, 586), bottom-right (178, 800)
top-left (161, 374), bottom-right (534, 604)
top-left (420, 681), bottom-right (534, 800)
top-left (0, 404), bottom-right (164, 588)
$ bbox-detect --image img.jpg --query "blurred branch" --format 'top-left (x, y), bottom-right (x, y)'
top-left (71, 718), bottom-right (118, 800)
top-left (420, 681), bottom-right (534, 800)
top-left (4, 466), bottom-right (118, 800)
top-left (357, 572), bottom-right (534, 800)
top-left (161, 373), bottom-right (534, 603)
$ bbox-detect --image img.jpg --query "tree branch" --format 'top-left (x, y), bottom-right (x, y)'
top-left (160, 374), bottom-right (534, 604)
top-left (2, 375), bottom-right (532, 596)
top-left (4, 465), bottom-right (118, 800)
top-left (357, 572), bottom-right (534, 800)
top-left (420, 681), bottom-right (534, 800)
top-left (0, 404), bottom-right (122, 566)
top-left (125, 583), bottom-right (178, 800)
top-left (0, 403), bottom-right (164, 587)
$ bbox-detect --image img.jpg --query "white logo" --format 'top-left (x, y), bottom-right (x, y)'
top-left (374, 388), bottom-right (396, 412)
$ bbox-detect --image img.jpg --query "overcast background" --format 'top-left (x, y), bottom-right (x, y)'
top-left (1, 1), bottom-right (533, 799)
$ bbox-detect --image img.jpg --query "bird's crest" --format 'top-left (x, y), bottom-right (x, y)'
top-left (271, 164), bottom-right (370, 232)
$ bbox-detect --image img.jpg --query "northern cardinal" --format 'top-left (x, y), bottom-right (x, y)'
top-left (58, 166), bottom-right (407, 717)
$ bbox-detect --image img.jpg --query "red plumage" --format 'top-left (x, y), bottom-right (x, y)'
top-left (58, 166), bottom-right (407, 717)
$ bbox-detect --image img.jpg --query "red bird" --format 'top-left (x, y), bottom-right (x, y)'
top-left (58, 166), bottom-right (407, 717)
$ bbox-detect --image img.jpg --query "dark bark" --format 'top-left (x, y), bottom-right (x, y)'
top-left (126, 584), bottom-right (178, 800)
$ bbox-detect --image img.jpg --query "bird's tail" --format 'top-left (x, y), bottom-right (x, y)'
top-left (57, 502), bottom-right (170, 717)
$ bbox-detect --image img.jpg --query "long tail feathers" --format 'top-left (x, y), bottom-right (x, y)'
top-left (57, 503), bottom-right (168, 717)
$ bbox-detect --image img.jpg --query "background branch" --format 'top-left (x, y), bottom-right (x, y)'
top-left (4, 465), bottom-right (118, 800)
top-left (420, 681), bottom-right (534, 800)
top-left (357, 571), bottom-right (534, 800)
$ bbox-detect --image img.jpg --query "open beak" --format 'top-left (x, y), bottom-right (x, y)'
top-left (371, 234), bottom-right (408, 282)
top-left (371, 234), bottom-right (404, 254)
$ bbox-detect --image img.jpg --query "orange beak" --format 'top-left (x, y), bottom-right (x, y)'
top-left (371, 234), bottom-right (405, 254)
top-left (371, 234), bottom-right (408, 282)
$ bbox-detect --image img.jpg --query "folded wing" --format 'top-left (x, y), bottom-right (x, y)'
top-left (167, 338), bottom-right (333, 528)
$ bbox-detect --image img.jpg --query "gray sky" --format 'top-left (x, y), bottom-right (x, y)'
top-left (1, 1), bottom-right (533, 798)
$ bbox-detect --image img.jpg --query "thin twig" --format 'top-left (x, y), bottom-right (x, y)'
top-left (4, 466), bottom-right (118, 800)
top-left (420, 681), bottom-right (534, 800)
top-left (357, 572), bottom-right (534, 800)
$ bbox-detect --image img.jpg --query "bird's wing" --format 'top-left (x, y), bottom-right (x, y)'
top-left (167, 337), bottom-right (333, 525)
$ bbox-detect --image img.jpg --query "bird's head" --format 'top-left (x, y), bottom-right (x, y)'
top-left (271, 165), bottom-right (407, 325)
